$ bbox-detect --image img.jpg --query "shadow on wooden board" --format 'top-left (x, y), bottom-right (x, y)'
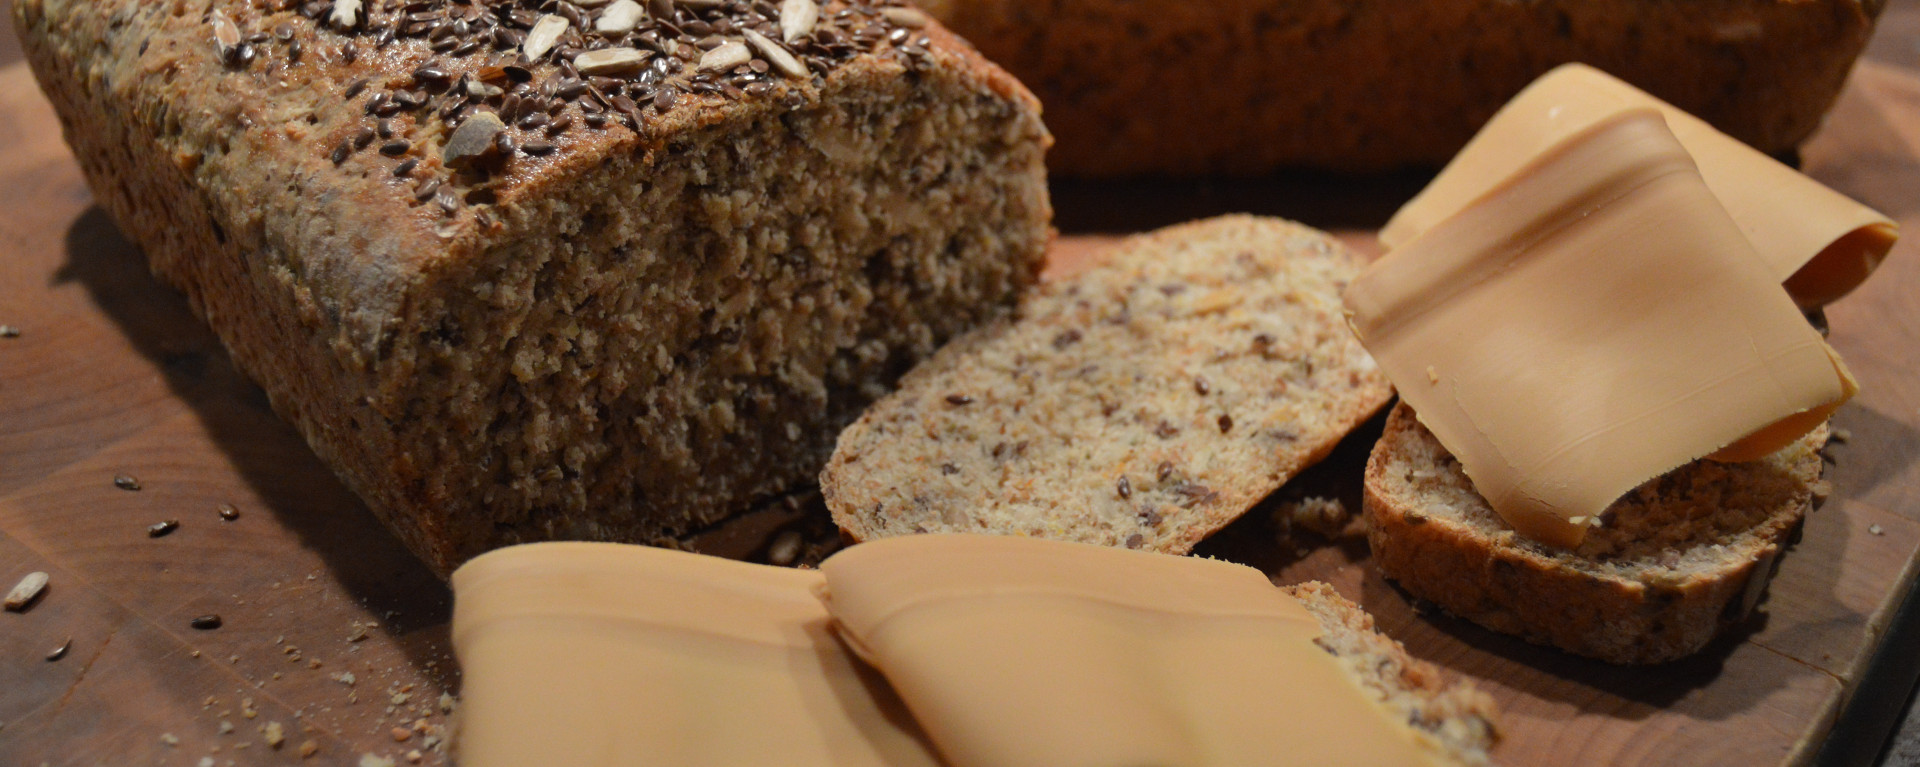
top-left (50, 206), bottom-right (454, 672)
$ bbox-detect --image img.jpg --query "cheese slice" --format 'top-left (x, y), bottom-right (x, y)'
top-left (449, 542), bottom-right (941, 767)
top-left (1345, 110), bottom-right (1855, 549)
top-left (817, 534), bottom-right (1453, 767)
top-left (1381, 63), bottom-right (1897, 309)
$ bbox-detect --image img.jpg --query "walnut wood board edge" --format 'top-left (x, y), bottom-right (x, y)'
top-left (1, 54), bottom-right (1918, 766)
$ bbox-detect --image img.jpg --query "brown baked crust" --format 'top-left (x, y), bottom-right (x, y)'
top-left (920, 0), bottom-right (1883, 176)
top-left (16, 0), bottom-right (1051, 575)
top-left (1363, 403), bottom-right (1827, 664)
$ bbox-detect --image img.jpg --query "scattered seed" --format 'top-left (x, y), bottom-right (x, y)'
top-left (1218, 414), bottom-right (1233, 433)
top-left (945, 393), bottom-right (973, 406)
top-left (114, 474), bottom-right (142, 491)
top-left (190, 614), bottom-right (224, 630)
top-left (379, 139), bottom-right (411, 156)
top-left (148, 519), bottom-right (181, 538)
top-left (393, 158), bottom-right (418, 176)
top-left (5, 572), bottom-right (49, 611)
top-left (1832, 427), bottom-right (1852, 444)
top-left (1194, 377), bottom-right (1210, 395)
top-left (766, 530), bottom-right (804, 566)
top-left (1116, 476), bottom-right (1132, 499)
top-left (160, 733), bottom-right (180, 746)
top-left (1156, 461), bottom-right (1174, 482)
top-left (45, 638), bottom-right (71, 662)
top-left (1124, 533), bottom-right (1144, 549)
top-left (0, 325), bottom-right (18, 338)
top-left (1870, 524), bottom-right (1885, 535)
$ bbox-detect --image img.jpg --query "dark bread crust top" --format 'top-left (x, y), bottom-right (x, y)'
top-left (13, 0), bottom-right (1039, 352)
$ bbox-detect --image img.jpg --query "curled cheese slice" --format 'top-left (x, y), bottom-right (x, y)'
top-left (1382, 63), bottom-right (1897, 309)
top-left (818, 534), bottom-right (1453, 767)
top-left (450, 542), bottom-right (941, 767)
top-left (1346, 111), bottom-right (1855, 549)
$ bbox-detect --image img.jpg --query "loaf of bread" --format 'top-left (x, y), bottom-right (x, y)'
top-left (822, 215), bottom-right (1392, 553)
top-left (15, 0), bottom-right (1050, 575)
top-left (1364, 403), bottom-right (1828, 664)
top-left (917, 0), bottom-right (1884, 176)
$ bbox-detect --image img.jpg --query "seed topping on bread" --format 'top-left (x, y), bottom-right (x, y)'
top-left (192, 0), bottom-right (940, 218)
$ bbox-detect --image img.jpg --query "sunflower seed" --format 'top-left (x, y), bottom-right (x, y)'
top-left (744, 29), bottom-right (804, 78)
top-left (523, 15), bottom-right (570, 61)
top-left (4, 572), bottom-right (49, 612)
top-left (778, 0), bottom-right (817, 42)
top-left (575, 47), bottom-right (648, 75)
top-left (698, 41), bottom-right (750, 72)
top-left (442, 111), bottom-right (505, 166)
top-left (595, 0), bottom-right (646, 35)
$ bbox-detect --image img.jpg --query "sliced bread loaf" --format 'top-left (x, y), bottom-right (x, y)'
top-left (1364, 403), bottom-right (1829, 664)
top-left (1285, 581), bottom-right (1500, 766)
top-left (821, 215), bottom-right (1394, 553)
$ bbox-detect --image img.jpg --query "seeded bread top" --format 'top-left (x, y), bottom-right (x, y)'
top-left (14, 0), bottom-right (1035, 352)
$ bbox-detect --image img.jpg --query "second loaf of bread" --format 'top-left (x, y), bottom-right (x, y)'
top-left (919, 0), bottom-right (1883, 176)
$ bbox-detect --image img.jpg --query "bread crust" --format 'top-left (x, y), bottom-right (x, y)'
top-left (16, 0), bottom-right (1051, 574)
top-left (920, 0), bottom-right (1883, 176)
top-left (1364, 403), bottom-right (1826, 664)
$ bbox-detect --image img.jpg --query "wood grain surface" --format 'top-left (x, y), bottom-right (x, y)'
top-left (2, 10), bottom-right (1920, 767)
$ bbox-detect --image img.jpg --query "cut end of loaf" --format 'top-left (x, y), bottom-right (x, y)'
top-left (1363, 403), bottom-right (1828, 664)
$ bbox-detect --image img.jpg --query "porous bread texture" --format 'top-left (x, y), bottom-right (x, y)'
top-left (823, 215), bottom-right (1394, 553)
top-left (1283, 581), bottom-right (1499, 767)
top-left (16, 0), bottom-right (1050, 576)
top-left (917, 0), bottom-right (1883, 176)
top-left (1364, 403), bottom-right (1828, 664)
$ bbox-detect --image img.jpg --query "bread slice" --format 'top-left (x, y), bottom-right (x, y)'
top-left (1364, 403), bottom-right (1829, 664)
top-left (822, 215), bottom-right (1394, 553)
top-left (1284, 581), bottom-right (1499, 766)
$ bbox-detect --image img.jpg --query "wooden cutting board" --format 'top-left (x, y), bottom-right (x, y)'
top-left (2, 51), bottom-right (1918, 766)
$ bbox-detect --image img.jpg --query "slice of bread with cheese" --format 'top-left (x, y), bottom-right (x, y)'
top-left (1363, 403), bottom-right (1829, 664)
top-left (821, 215), bottom-right (1393, 553)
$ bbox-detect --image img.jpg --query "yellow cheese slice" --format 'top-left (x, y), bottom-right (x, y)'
top-left (449, 542), bottom-right (942, 767)
top-left (1345, 110), bottom-right (1855, 549)
top-left (1381, 63), bottom-right (1897, 309)
top-left (817, 534), bottom-right (1453, 767)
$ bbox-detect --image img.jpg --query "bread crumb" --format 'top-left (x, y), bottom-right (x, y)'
top-left (160, 733), bottom-right (180, 746)
top-left (1276, 496), bottom-right (1351, 538)
top-left (1870, 524), bottom-right (1884, 536)
top-left (265, 721), bottom-right (285, 749)
top-left (298, 739), bottom-right (320, 758)
top-left (359, 754), bottom-right (397, 767)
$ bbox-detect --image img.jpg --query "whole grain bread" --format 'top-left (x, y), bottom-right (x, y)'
top-left (822, 215), bottom-right (1394, 553)
top-left (15, 0), bottom-right (1050, 576)
top-left (1364, 403), bottom-right (1829, 664)
top-left (917, 0), bottom-right (1883, 176)
top-left (1284, 581), bottom-right (1499, 766)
